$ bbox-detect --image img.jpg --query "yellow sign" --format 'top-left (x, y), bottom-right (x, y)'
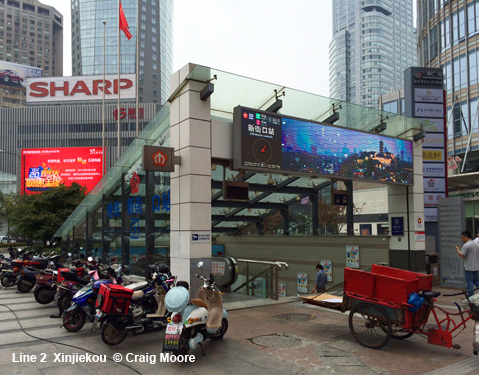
top-left (422, 150), bottom-right (443, 161)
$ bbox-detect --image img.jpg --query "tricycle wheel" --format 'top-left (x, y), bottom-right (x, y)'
top-left (349, 302), bottom-right (391, 349)
top-left (391, 326), bottom-right (414, 340)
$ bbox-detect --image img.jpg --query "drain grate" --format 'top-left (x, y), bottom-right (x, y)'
top-left (274, 313), bottom-right (317, 321)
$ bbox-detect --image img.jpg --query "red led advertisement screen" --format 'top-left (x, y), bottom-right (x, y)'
top-left (21, 147), bottom-right (103, 195)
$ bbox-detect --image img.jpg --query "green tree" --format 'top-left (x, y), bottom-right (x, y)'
top-left (6, 183), bottom-right (87, 247)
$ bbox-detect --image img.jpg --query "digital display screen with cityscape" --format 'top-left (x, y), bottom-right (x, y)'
top-left (234, 106), bottom-right (414, 185)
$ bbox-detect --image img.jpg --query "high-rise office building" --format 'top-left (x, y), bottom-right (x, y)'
top-left (0, 0), bottom-right (63, 108)
top-left (71, 0), bottom-right (173, 104)
top-left (418, 0), bottom-right (479, 232)
top-left (329, 0), bottom-right (417, 108)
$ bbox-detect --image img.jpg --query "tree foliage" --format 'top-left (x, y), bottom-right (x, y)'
top-left (5, 183), bottom-right (87, 247)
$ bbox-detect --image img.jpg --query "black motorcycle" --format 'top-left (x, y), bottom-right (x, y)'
top-left (95, 264), bottom-right (173, 346)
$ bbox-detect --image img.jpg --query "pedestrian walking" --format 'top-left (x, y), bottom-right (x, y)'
top-left (311, 264), bottom-right (327, 293)
top-left (455, 230), bottom-right (479, 297)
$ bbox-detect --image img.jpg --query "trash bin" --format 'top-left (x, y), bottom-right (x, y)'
top-left (425, 254), bottom-right (439, 283)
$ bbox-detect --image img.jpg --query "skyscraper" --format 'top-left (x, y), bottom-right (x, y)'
top-left (71, 0), bottom-right (173, 104)
top-left (417, 0), bottom-right (479, 233)
top-left (329, 0), bottom-right (417, 108)
top-left (0, 0), bottom-right (63, 108)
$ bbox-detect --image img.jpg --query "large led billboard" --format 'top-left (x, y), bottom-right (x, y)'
top-left (0, 60), bottom-right (42, 88)
top-left (232, 106), bottom-right (414, 185)
top-left (21, 147), bottom-right (103, 195)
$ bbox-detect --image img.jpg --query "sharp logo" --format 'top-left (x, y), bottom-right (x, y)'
top-left (29, 78), bottom-right (133, 97)
top-left (152, 150), bottom-right (167, 167)
top-left (26, 74), bottom-right (136, 103)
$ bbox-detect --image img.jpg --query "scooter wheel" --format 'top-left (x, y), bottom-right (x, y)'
top-left (57, 293), bottom-right (72, 312)
top-left (1, 276), bottom-right (15, 288)
top-left (101, 320), bottom-right (127, 346)
top-left (209, 318), bottom-right (228, 340)
top-left (17, 281), bottom-right (33, 293)
top-left (177, 328), bottom-right (191, 355)
top-left (63, 310), bottom-right (86, 332)
top-left (34, 287), bottom-right (55, 305)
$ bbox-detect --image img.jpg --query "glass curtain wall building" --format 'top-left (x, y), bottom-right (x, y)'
top-left (329, 0), bottom-right (417, 108)
top-left (418, 0), bottom-right (479, 232)
top-left (71, 0), bottom-right (173, 104)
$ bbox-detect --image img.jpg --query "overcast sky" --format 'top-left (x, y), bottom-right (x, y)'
top-left (38, 0), bottom-right (332, 96)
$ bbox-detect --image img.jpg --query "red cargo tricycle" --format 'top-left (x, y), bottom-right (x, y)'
top-left (302, 264), bottom-right (479, 353)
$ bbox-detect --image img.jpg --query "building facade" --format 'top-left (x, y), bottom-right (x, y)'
top-left (71, 0), bottom-right (173, 105)
top-left (0, 102), bottom-right (161, 177)
top-left (0, 0), bottom-right (63, 108)
top-left (418, 0), bottom-right (479, 232)
top-left (329, 0), bottom-right (417, 108)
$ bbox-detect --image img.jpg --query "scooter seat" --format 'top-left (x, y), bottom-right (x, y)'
top-left (124, 281), bottom-right (148, 291)
top-left (191, 298), bottom-right (207, 309)
top-left (132, 290), bottom-right (144, 300)
top-left (77, 277), bottom-right (91, 285)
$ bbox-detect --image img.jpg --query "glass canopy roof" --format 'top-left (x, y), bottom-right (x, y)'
top-left (55, 64), bottom-right (425, 238)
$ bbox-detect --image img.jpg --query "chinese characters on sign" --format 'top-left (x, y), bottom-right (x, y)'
top-left (113, 107), bottom-right (144, 120)
top-left (105, 189), bottom-right (171, 241)
top-left (21, 147), bottom-right (103, 195)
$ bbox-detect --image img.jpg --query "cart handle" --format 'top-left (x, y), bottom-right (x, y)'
top-left (443, 287), bottom-right (479, 298)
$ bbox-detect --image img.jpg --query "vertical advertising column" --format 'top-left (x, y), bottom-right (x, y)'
top-left (169, 64), bottom-right (212, 287)
top-left (404, 67), bottom-right (446, 255)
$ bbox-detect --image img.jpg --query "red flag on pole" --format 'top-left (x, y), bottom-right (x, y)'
top-left (119, 1), bottom-right (132, 40)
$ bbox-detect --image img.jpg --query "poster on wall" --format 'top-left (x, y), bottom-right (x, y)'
top-left (297, 272), bottom-right (308, 293)
top-left (346, 245), bottom-right (360, 268)
top-left (278, 283), bottom-right (286, 297)
top-left (252, 279), bottom-right (266, 298)
top-left (359, 224), bottom-right (372, 235)
top-left (320, 260), bottom-right (332, 282)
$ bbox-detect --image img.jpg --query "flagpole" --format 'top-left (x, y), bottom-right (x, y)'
top-left (135, 0), bottom-right (139, 136)
top-left (102, 20), bottom-right (106, 182)
top-left (117, 0), bottom-right (121, 160)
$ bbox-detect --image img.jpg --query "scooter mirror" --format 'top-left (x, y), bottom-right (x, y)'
top-left (197, 261), bottom-right (204, 268)
top-left (87, 256), bottom-right (93, 262)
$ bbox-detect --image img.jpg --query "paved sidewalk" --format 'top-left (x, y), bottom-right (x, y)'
top-left (0, 285), bottom-right (477, 375)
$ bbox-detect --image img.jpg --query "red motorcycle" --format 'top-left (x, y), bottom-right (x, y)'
top-left (34, 258), bottom-right (85, 304)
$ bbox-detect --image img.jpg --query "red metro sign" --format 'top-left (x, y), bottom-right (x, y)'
top-left (152, 150), bottom-right (168, 167)
top-left (26, 74), bottom-right (136, 103)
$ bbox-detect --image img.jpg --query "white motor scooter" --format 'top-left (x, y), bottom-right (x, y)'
top-left (163, 263), bottom-right (228, 355)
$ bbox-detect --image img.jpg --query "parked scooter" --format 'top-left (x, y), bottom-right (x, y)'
top-left (1, 257), bottom-right (31, 288)
top-left (34, 256), bottom-right (84, 304)
top-left (95, 264), bottom-right (174, 346)
top-left (61, 265), bottom-right (124, 332)
top-left (16, 255), bottom-right (63, 293)
top-left (162, 262), bottom-right (228, 355)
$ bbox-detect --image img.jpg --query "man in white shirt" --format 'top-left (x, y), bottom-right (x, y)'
top-left (455, 231), bottom-right (479, 297)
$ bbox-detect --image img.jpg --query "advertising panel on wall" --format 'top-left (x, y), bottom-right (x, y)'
top-left (26, 74), bottom-right (136, 103)
top-left (21, 147), bottom-right (103, 195)
top-left (0, 60), bottom-right (42, 88)
top-left (232, 106), bottom-right (414, 185)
